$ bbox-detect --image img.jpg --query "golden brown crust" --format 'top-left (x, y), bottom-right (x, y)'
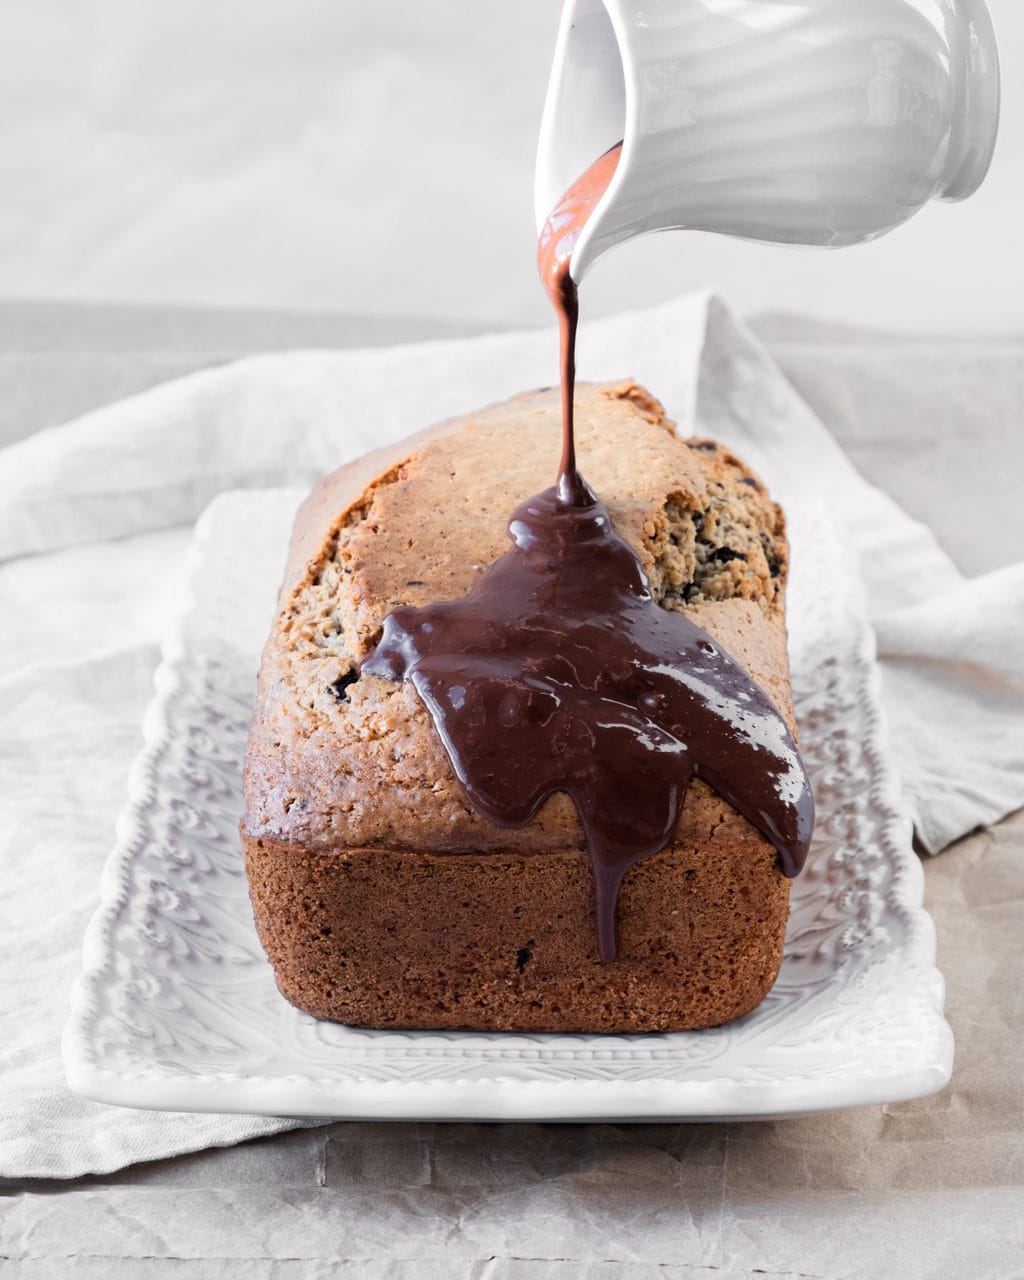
top-left (241, 381), bottom-right (796, 1031)
top-left (243, 807), bottom-right (789, 1033)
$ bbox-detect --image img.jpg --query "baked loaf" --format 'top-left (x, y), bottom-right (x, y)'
top-left (242, 381), bottom-right (796, 1033)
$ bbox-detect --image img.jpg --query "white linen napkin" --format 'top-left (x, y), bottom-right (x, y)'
top-left (1, 292), bottom-right (1020, 1178)
top-left (693, 300), bottom-right (1024, 854)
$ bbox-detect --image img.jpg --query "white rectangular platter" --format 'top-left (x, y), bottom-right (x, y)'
top-left (63, 488), bottom-right (952, 1121)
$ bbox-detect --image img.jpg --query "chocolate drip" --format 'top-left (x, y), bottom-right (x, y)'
top-left (537, 142), bottom-right (621, 505)
top-left (363, 482), bottom-right (813, 961)
top-left (361, 143), bottom-right (813, 961)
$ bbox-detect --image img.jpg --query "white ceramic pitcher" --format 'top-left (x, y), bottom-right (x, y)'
top-left (535, 0), bottom-right (1001, 280)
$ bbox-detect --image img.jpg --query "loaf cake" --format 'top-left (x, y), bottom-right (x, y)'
top-left (242, 380), bottom-right (798, 1033)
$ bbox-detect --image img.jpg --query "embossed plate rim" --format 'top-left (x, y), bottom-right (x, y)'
top-left (63, 487), bottom-right (953, 1120)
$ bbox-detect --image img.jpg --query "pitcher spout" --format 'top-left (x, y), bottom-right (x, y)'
top-left (534, 0), bottom-right (630, 283)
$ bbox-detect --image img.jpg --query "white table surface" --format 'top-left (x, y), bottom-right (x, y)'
top-left (1, 301), bottom-right (1021, 1280)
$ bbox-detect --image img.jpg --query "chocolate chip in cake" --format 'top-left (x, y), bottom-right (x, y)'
top-left (709, 547), bottom-right (747, 564)
top-left (329, 669), bottom-right (360, 702)
top-left (759, 532), bottom-right (783, 577)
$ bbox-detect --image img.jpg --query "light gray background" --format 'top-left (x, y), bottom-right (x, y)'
top-left (0, 0), bottom-right (1021, 333)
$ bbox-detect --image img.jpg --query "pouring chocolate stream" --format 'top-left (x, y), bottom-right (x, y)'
top-left (363, 145), bottom-right (814, 961)
top-left (537, 142), bottom-right (622, 506)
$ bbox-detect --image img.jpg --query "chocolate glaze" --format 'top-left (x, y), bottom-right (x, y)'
top-left (363, 481), bottom-right (813, 961)
top-left (361, 144), bottom-right (814, 961)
